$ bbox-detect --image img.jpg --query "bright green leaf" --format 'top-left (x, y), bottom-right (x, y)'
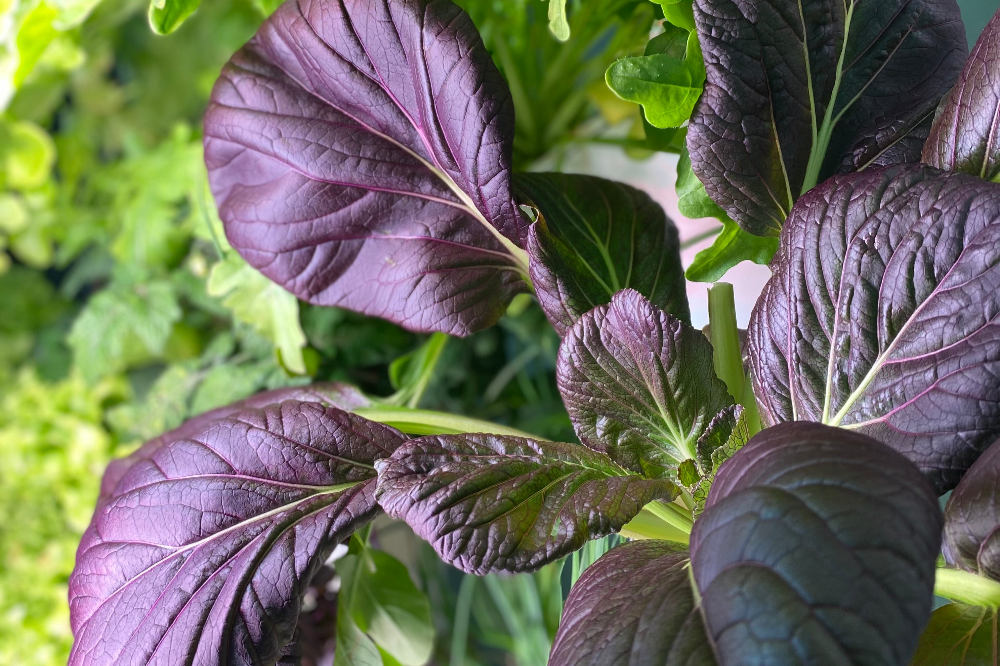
top-left (67, 279), bottom-right (182, 380)
top-left (685, 217), bottom-right (778, 283)
top-left (338, 551), bottom-right (435, 666)
top-left (13, 2), bottom-right (57, 87)
top-left (148, 0), bottom-right (201, 35)
top-left (207, 252), bottom-right (308, 375)
top-left (547, 0), bottom-right (570, 41)
top-left (606, 29), bottom-right (704, 129)
top-left (1, 119), bottom-right (55, 189)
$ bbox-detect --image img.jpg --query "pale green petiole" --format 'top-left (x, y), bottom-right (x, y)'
top-left (934, 567), bottom-right (1000, 609)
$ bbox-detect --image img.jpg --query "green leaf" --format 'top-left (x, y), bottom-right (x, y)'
top-left (0, 119), bottom-right (55, 190)
top-left (148, 0), bottom-right (201, 35)
top-left (376, 433), bottom-right (679, 574)
top-left (207, 252), bottom-right (308, 375)
top-left (547, 0), bottom-right (570, 41)
top-left (387, 333), bottom-right (448, 408)
top-left (676, 149), bottom-right (778, 282)
top-left (605, 29), bottom-right (704, 129)
top-left (685, 217), bottom-right (778, 282)
top-left (675, 146), bottom-right (726, 220)
top-left (338, 551), bottom-right (435, 666)
top-left (67, 278), bottom-right (181, 380)
top-left (334, 611), bottom-right (384, 666)
top-left (12, 3), bottom-right (58, 88)
top-left (912, 602), bottom-right (997, 664)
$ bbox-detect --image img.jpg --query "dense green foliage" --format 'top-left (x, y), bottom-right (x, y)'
top-left (0, 0), bottom-right (655, 662)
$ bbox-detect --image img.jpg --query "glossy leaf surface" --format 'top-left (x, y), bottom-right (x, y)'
top-left (69, 400), bottom-right (405, 666)
top-left (374, 433), bottom-right (678, 574)
top-left (203, 0), bottom-right (529, 336)
top-left (748, 164), bottom-right (1000, 492)
top-left (558, 289), bottom-right (731, 479)
top-left (606, 25), bottom-right (705, 129)
top-left (912, 603), bottom-right (998, 665)
top-left (518, 173), bottom-right (688, 335)
top-left (944, 437), bottom-right (1000, 578)
top-left (548, 540), bottom-right (713, 666)
top-left (692, 422), bottom-right (942, 666)
top-left (687, 0), bottom-right (967, 235)
top-left (924, 9), bottom-right (1000, 181)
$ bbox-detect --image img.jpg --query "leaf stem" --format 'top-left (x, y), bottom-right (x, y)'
top-left (620, 506), bottom-right (690, 544)
top-left (449, 574), bottom-right (477, 666)
top-left (646, 499), bottom-right (694, 534)
top-left (708, 282), bottom-right (762, 436)
top-left (353, 406), bottom-right (545, 440)
top-left (935, 568), bottom-right (1000, 609)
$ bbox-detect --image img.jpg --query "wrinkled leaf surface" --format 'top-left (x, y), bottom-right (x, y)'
top-left (375, 433), bottom-right (677, 574)
top-left (69, 400), bottom-right (405, 666)
top-left (748, 164), bottom-right (1000, 491)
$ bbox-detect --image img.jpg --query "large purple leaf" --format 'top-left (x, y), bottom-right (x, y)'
top-left (516, 172), bottom-right (689, 335)
top-left (687, 0), bottom-right (967, 235)
top-left (748, 164), bottom-right (1000, 492)
top-left (69, 400), bottom-right (405, 666)
top-left (557, 289), bottom-right (732, 480)
top-left (96, 382), bottom-right (372, 513)
top-left (374, 433), bottom-right (678, 574)
top-left (548, 540), bottom-right (713, 666)
top-left (924, 9), bottom-right (1000, 181)
top-left (692, 422), bottom-right (942, 665)
top-left (549, 422), bottom-right (941, 666)
top-left (942, 436), bottom-right (1000, 579)
top-left (203, 0), bottom-right (529, 336)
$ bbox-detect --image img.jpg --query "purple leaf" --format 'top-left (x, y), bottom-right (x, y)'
top-left (924, 9), bottom-right (1000, 181)
top-left (557, 289), bottom-right (732, 480)
top-left (374, 433), bottom-right (678, 574)
top-left (748, 164), bottom-right (1000, 492)
top-left (516, 172), bottom-right (689, 335)
top-left (550, 422), bottom-right (942, 666)
top-left (96, 382), bottom-right (372, 512)
top-left (692, 422), bottom-right (942, 665)
top-left (687, 0), bottom-right (967, 235)
top-left (548, 540), bottom-right (712, 666)
top-left (203, 0), bottom-right (529, 336)
top-left (69, 400), bottom-right (405, 666)
top-left (942, 436), bottom-right (1000, 580)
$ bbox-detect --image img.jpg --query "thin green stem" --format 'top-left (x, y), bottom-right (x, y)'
top-left (354, 406), bottom-right (545, 440)
top-left (680, 226), bottom-right (723, 250)
top-left (935, 568), bottom-right (1000, 609)
top-left (708, 282), bottom-right (762, 436)
top-left (449, 574), bottom-right (477, 666)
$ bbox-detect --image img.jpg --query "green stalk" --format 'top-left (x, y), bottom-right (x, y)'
top-left (645, 499), bottom-right (694, 534)
top-left (353, 406), bottom-right (545, 439)
top-left (449, 575), bottom-right (477, 666)
top-left (708, 282), bottom-right (762, 436)
top-left (620, 506), bottom-right (690, 544)
top-left (935, 568), bottom-right (1000, 609)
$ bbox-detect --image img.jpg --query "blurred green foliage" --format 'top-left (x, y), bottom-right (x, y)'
top-left (0, 0), bottom-right (655, 662)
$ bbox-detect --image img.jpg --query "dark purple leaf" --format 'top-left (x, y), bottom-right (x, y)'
top-left (69, 400), bottom-right (405, 666)
top-left (687, 0), bottom-right (967, 235)
top-left (943, 436), bottom-right (1000, 579)
top-left (548, 540), bottom-right (714, 666)
top-left (748, 164), bottom-right (1000, 492)
top-left (557, 289), bottom-right (732, 480)
top-left (692, 422), bottom-right (942, 666)
top-left (924, 9), bottom-right (1000, 181)
top-left (203, 0), bottom-right (529, 336)
top-left (374, 433), bottom-right (678, 574)
top-left (516, 173), bottom-right (689, 335)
